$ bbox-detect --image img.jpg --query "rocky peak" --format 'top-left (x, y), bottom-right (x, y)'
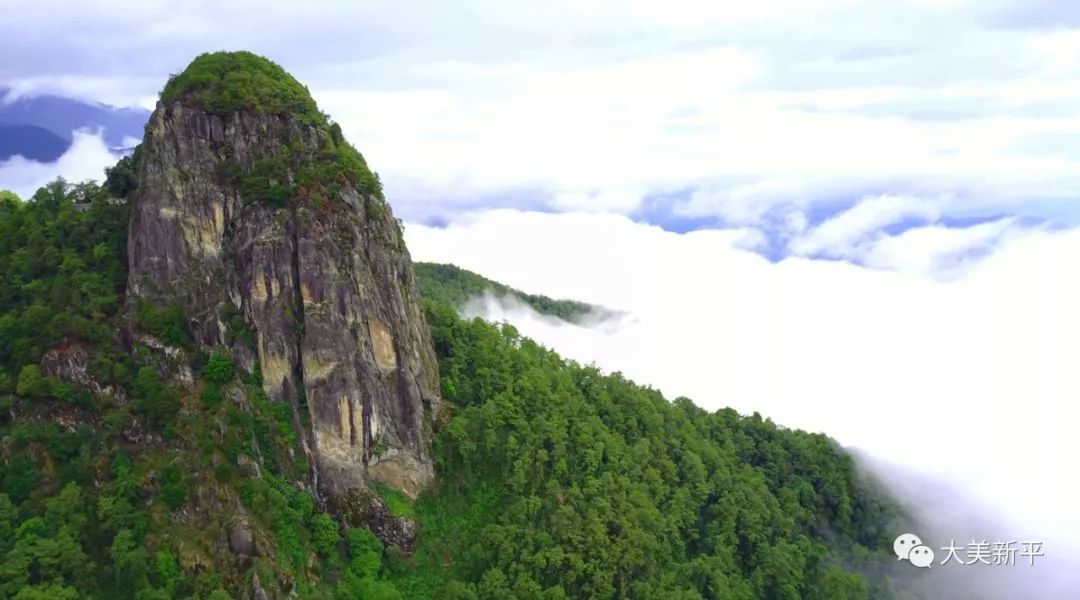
top-left (125, 51), bottom-right (440, 500)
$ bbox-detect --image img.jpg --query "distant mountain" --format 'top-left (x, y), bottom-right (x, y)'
top-left (0, 124), bottom-right (70, 161)
top-left (0, 52), bottom-right (913, 600)
top-left (414, 261), bottom-right (618, 322)
top-left (0, 88), bottom-right (150, 152)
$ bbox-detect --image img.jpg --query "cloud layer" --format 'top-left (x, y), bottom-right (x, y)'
top-left (4, 4), bottom-right (1078, 592)
top-left (4, 1), bottom-right (1080, 233)
top-left (0, 129), bottom-right (119, 199)
top-left (406, 209), bottom-right (1080, 596)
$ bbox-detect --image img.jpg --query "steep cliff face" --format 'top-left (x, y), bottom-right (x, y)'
top-left (125, 52), bottom-right (440, 499)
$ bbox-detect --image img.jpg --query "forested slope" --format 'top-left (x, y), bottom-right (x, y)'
top-left (0, 176), bottom-right (917, 599)
top-left (413, 262), bottom-right (612, 323)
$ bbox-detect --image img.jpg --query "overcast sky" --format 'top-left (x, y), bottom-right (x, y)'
top-left (4, 0), bottom-right (1080, 257)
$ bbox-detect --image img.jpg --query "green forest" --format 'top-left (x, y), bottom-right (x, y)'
top-left (413, 262), bottom-right (605, 323)
top-left (0, 176), bottom-right (921, 599)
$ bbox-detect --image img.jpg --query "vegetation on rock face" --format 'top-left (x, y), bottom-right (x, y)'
top-left (166, 51), bottom-right (386, 208)
top-left (0, 179), bottom-right (406, 597)
top-left (136, 302), bottom-right (189, 347)
top-left (160, 51), bottom-right (325, 127)
top-left (414, 262), bottom-right (605, 323)
top-left (0, 51), bottom-right (925, 598)
top-left (0, 174), bottom-right (919, 599)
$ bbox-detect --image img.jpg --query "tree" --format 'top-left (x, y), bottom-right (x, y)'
top-left (132, 367), bottom-right (180, 427)
top-left (200, 384), bottom-right (223, 408)
top-left (136, 304), bottom-right (188, 346)
top-left (0, 494), bottom-right (15, 553)
top-left (109, 529), bottom-right (150, 594)
top-left (202, 353), bottom-right (235, 383)
top-left (32, 178), bottom-right (69, 210)
top-left (104, 155), bottom-right (136, 198)
top-left (311, 513), bottom-right (339, 558)
top-left (15, 365), bottom-right (49, 398)
top-left (158, 467), bottom-right (187, 510)
top-left (44, 482), bottom-right (88, 535)
top-left (346, 528), bottom-right (383, 578)
top-left (11, 583), bottom-right (79, 600)
top-left (152, 549), bottom-right (181, 594)
top-left (1, 454), bottom-right (39, 503)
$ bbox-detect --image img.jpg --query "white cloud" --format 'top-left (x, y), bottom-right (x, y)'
top-left (550, 188), bottom-right (647, 213)
top-left (6, 1), bottom-right (1080, 227)
top-left (0, 129), bottom-right (118, 198)
top-left (787, 193), bottom-right (943, 258)
top-left (861, 217), bottom-right (1021, 276)
top-left (3, 76), bottom-right (159, 109)
top-left (406, 209), bottom-right (1080, 596)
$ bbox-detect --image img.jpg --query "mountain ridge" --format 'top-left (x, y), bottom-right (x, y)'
top-left (0, 51), bottom-right (923, 600)
top-left (0, 86), bottom-right (149, 151)
top-left (414, 261), bottom-right (619, 323)
top-left (0, 123), bottom-right (70, 161)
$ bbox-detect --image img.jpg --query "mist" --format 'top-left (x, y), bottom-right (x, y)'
top-left (407, 209), bottom-right (1080, 599)
top-left (0, 128), bottom-right (119, 198)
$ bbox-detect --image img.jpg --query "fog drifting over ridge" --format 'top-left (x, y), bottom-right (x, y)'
top-left (406, 209), bottom-right (1080, 598)
top-left (0, 129), bottom-right (120, 199)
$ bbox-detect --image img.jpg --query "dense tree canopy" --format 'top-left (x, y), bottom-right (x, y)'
top-left (0, 175), bottom-right (920, 599)
top-left (414, 262), bottom-right (605, 323)
top-left (387, 298), bottom-right (909, 599)
top-left (0, 178), bottom-right (128, 381)
top-left (160, 51), bottom-right (325, 126)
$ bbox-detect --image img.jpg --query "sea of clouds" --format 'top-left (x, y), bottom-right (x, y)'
top-left (0, 129), bottom-right (120, 199)
top-left (407, 208), bottom-right (1080, 598)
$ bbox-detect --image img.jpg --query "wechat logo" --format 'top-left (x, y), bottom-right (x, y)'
top-left (894, 533), bottom-right (935, 568)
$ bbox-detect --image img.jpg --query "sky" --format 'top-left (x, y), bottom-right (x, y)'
top-left (3, 1), bottom-right (1080, 595)
top-left (4, 0), bottom-right (1080, 246)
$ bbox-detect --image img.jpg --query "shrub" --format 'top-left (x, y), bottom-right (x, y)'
top-left (224, 315), bottom-right (256, 349)
top-left (2, 454), bottom-right (39, 503)
top-left (311, 513), bottom-right (340, 558)
top-left (132, 367), bottom-right (181, 427)
top-left (200, 384), bottom-right (223, 408)
top-left (136, 303), bottom-right (188, 346)
top-left (51, 380), bottom-right (77, 404)
top-left (160, 51), bottom-right (325, 126)
top-left (202, 353), bottom-right (235, 384)
top-left (16, 365), bottom-right (50, 397)
top-left (159, 467), bottom-right (187, 510)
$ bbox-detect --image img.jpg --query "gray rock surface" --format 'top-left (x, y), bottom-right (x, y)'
top-left (40, 343), bottom-right (124, 400)
top-left (228, 519), bottom-right (256, 559)
top-left (125, 101), bottom-right (440, 499)
top-left (333, 488), bottom-right (420, 554)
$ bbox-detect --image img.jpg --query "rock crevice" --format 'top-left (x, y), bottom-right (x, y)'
top-left (126, 95), bottom-right (440, 499)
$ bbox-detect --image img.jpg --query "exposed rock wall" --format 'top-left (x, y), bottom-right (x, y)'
top-left (126, 101), bottom-right (440, 498)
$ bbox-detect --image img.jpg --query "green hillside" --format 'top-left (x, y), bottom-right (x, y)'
top-left (0, 175), bottom-right (916, 599)
top-left (414, 262), bottom-right (612, 323)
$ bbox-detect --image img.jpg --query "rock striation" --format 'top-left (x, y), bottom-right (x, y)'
top-left (125, 51), bottom-right (440, 500)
